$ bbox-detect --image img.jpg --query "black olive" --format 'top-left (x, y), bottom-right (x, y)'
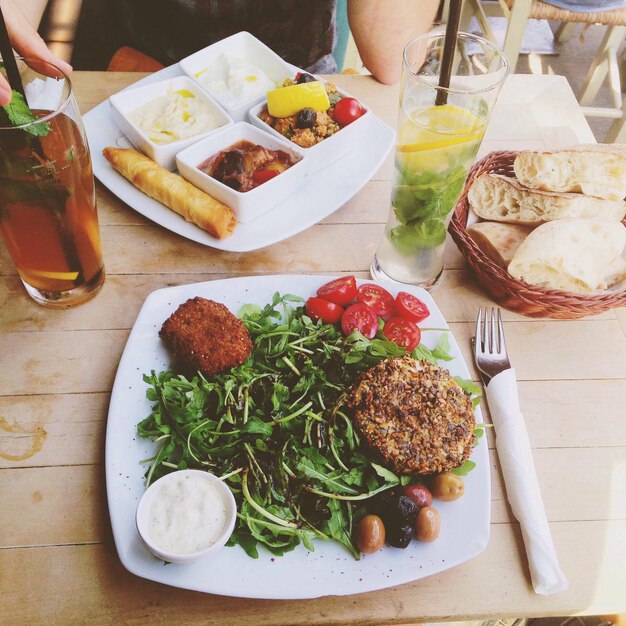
top-left (370, 490), bottom-right (419, 528)
top-left (396, 495), bottom-right (419, 524)
top-left (295, 107), bottom-right (317, 129)
top-left (369, 488), bottom-right (398, 518)
top-left (296, 73), bottom-right (316, 84)
top-left (386, 522), bottom-right (413, 549)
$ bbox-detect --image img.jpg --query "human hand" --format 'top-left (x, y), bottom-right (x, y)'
top-left (0, 0), bottom-right (73, 105)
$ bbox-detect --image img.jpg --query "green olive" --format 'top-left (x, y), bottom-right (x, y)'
top-left (431, 472), bottom-right (464, 501)
top-left (414, 506), bottom-right (440, 542)
top-left (356, 514), bottom-right (385, 554)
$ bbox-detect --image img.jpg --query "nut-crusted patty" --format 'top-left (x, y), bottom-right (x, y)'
top-left (348, 355), bottom-right (475, 475)
top-left (159, 297), bottom-right (252, 376)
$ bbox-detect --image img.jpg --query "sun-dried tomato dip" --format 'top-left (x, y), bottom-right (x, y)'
top-left (198, 139), bottom-right (299, 192)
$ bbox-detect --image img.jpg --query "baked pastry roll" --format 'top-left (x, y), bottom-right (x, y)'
top-left (102, 146), bottom-right (236, 239)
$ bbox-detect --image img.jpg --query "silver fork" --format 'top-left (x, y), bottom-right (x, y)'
top-left (472, 307), bottom-right (511, 385)
top-left (470, 307), bottom-right (568, 593)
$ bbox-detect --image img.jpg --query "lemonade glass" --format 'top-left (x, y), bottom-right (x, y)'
top-left (371, 32), bottom-right (509, 288)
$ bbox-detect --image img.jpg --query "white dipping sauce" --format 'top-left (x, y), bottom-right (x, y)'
top-left (130, 89), bottom-right (220, 144)
top-left (147, 472), bottom-right (228, 554)
top-left (196, 53), bottom-right (276, 105)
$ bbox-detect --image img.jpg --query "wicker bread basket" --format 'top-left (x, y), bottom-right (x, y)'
top-left (448, 150), bottom-right (626, 319)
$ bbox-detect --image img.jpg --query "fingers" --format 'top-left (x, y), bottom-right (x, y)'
top-left (1, 0), bottom-right (72, 77)
top-left (0, 0), bottom-right (73, 105)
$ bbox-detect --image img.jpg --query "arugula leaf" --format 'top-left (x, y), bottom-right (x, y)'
top-left (2, 90), bottom-right (50, 136)
top-left (451, 460), bottom-right (476, 476)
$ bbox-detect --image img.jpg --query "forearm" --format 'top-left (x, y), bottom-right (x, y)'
top-left (347, 0), bottom-right (439, 84)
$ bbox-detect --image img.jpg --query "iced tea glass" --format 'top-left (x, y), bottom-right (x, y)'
top-left (370, 32), bottom-right (509, 289)
top-left (0, 58), bottom-right (105, 307)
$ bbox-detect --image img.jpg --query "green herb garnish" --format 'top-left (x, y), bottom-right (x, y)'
top-left (1, 90), bottom-right (50, 136)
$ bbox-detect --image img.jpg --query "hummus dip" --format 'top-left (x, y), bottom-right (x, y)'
top-left (130, 88), bottom-right (221, 144)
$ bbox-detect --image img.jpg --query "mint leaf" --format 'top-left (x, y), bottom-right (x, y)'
top-left (2, 90), bottom-right (50, 136)
top-left (390, 220), bottom-right (447, 254)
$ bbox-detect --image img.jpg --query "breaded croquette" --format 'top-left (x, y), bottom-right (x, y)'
top-left (159, 297), bottom-right (252, 376)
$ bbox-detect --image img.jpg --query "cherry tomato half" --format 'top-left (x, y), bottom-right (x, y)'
top-left (333, 97), bottom-right (365, 126)
top-left (251, 169), bottom-right (280, 185)
top-left (383, 317), bottom-right (421, 350)
top-left (317, 275), bottom-right (357, 306)
top-left (394, 292), bottom-right (430, 323)
top-left (305, 297), bottom-right (343, 324)
top-left (341, 303), bottom-right (378, 338)
top-left (357, 283), bottom-right (395, 319)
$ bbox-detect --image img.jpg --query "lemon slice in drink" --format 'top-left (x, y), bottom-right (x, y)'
top-left (25, 270), bottom-right (79, 281)
top-left (397, 104), bottom-right (485, 153)
top-left (267, 81), bottom-right (330, 118)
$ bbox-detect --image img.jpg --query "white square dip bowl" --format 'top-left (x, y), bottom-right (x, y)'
top-left (175, 121), bottom-right (307, 223)
top-left (180, 31), bottom-right (294, 122)
top-left (109, 75), bottom-right (232, 170)
top-left (248, 80), bottom-right (371, 174)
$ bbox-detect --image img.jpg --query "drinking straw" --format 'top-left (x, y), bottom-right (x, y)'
top-left (0, 3), bottom-right (25, 100)
top-left (435, 0), bottom-right (462, 106)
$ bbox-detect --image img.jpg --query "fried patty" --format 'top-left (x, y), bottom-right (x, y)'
top-left (348, 355), bottom-right (475, 475)
top-left (159, 297), bottom-right (252, 376)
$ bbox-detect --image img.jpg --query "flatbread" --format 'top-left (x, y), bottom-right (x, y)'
top-left (468, 173), bottom-right (626, 224)
top-left (467, 221), bottom-right (534, 268)
top-left (508, 219), bottom-right (626, 293)
top-left (513, 144), bottom-right (626, 201)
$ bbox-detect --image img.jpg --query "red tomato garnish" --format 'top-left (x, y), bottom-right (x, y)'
top-left (356, 283), bottom-right (395, 319)
top-left (394, 292), bottom-right (430, 323)
top-left (305, 297), bottom-right (343, 324)
top-left (333, 97), bottom-right (365, 126)
top-left (251, 168), bottom-right (280, 184)
top-left (316, 275), bottom-right (357, 306)
top-left (383, 317), bottom-right (421, 350)
top-left (341, 303), bottom-right (378, 338)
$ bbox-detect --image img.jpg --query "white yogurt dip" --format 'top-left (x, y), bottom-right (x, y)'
top-left (147, 472), bottom-right (229, 554)
top-left (196, 53), bottom-right (276, 106)
top-left (129, 88), bottom-right (221, 144)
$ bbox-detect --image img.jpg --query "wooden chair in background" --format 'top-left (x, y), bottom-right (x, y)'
top-left (460, 0), bottom-right (626, 142)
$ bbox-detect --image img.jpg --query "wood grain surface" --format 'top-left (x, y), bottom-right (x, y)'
top-left (0, 72), bottom-right (624, 625)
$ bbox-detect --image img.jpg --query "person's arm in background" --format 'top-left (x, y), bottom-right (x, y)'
top-left (347, 0), bottom-right (440, 84)
top-left (0, 0), bottom-right (72, 105)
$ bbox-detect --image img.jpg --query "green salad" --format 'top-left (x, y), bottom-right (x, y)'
top-left (137, 293), bottom-right (480, 559)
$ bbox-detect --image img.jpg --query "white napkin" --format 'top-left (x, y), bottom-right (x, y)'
top-left (486, 368), bottom-right (569, 595)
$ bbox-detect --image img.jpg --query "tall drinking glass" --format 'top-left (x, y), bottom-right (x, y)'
top-left (371, 32), bottom-right (509, 289)
top-left (0, 58), bottom-right (105, 307)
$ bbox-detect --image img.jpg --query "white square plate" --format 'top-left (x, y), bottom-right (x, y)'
top-left (105, 275), bottom-right (490, 599)
top-left (84, 64), bottom-right (395, 252)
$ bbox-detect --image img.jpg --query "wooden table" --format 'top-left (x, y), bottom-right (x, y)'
top-left (1, 72), bottom-right (625, 624)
